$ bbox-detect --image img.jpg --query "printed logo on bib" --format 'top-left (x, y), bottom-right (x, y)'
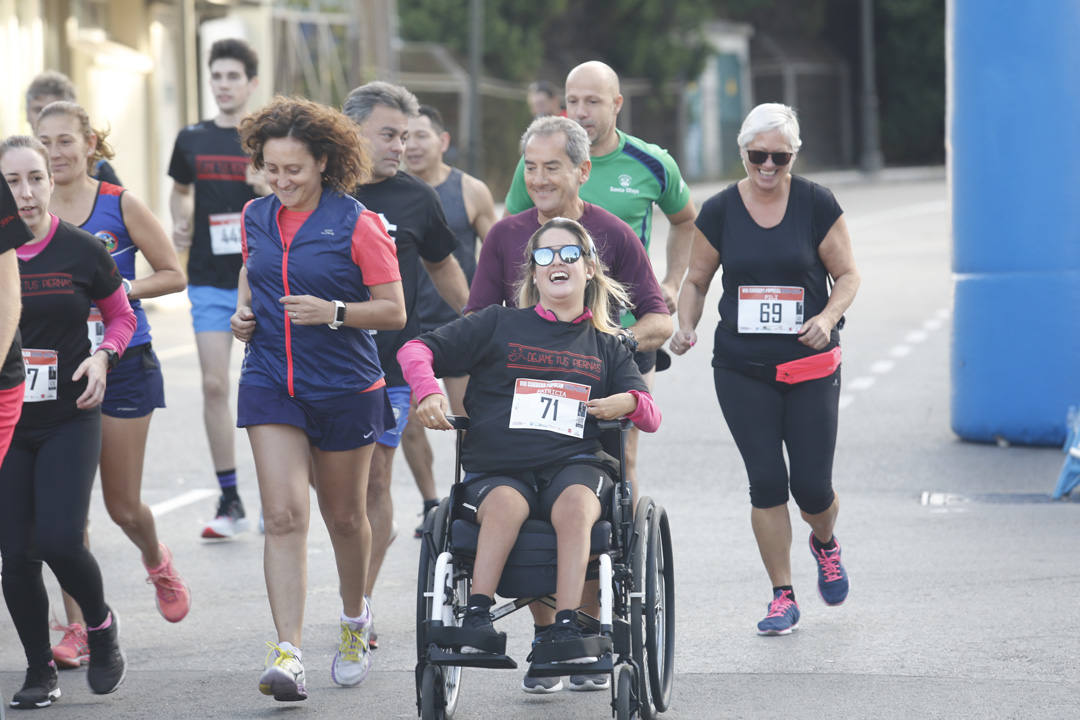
top-left (737, 285), bottom-right (805, 334)
top-left (209, 212), bottom-right (243, 255)
top-left (509, 378), bottom-right (591, 438)
top-left (87, 305), bottom-right (104, 354)
top-left (22, 349), bottom-right (58, 402)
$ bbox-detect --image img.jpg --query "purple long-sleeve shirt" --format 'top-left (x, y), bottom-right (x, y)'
top-left (464, 203), bottom-right (669, 320)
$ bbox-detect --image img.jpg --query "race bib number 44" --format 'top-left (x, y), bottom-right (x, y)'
top-left (737, 285), bottom-right (805, 334)
top-left (22, 349), bottom-right (58, 402)
top-left (509, 379), bottom-right (591, 438)
top-left (209, 212), bottom-right (243, 255)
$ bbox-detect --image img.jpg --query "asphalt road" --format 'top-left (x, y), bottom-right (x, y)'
top-left (2, 170), bottom-right (1078, 719)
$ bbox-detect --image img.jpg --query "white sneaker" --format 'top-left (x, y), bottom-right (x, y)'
top-left (330, 618), bottom-right (372, 687)
top-left (201, 495), bottom-right (249, 539)
top-left (259, 642), bottom-right (307, 701)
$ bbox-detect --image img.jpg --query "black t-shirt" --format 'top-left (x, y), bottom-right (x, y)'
top-left (168, 121), bottom-right (258, 289)
top-left (420, 305), bottom-right (648, 473)
top-left (91, 159), bottom-right (122, 187)
top-left (696, 175), bottom-right (843, 366)
top-left (352, 171), bottom-right (457, 386)
top-left (17, 219), bottom-right (122, 427)
top-left (1, 180), bottom-right (32, 390)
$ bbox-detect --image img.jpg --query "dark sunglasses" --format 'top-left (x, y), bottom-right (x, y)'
top-left (532, 244), bottom-right (585, 266)
top-left (746, 150), bottom-right (793, 166)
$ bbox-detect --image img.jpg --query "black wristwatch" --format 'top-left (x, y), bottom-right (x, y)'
top-left (618, 328), bottom-right (639, 354)
top-left (328, 300), bottom-right (346, 330)
top-left (101, 348), bottom-right (120, 370)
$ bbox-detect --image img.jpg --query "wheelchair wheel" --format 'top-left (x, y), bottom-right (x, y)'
top-left (416, 499), bottom-right (463, 718)
top-left (613, 663), bottom-right (636, 720)
top-left (645, 505), bottom-right (675, 712)
top-left (629, 497), bottom-right (657, 720)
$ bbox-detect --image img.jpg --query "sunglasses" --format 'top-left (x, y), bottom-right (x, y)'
top-left (532, 244), bottom-right (585, 266)
top-left (746, 150), bottom-right (793, 166)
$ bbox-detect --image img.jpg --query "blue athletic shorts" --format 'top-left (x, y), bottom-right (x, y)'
top-left (188, 284), bottom-right (238, 334)
top-left (376, 385), bottom-right (413, 448)
top-left (237, 383), bottom-right (395, 452)
top-left (101, 343), bottom-right (166, 418)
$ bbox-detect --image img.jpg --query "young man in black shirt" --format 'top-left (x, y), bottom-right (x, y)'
top-left (168, 38), bottom-right (267, 539)
top-left (342, 82), bottom-right (470, 646)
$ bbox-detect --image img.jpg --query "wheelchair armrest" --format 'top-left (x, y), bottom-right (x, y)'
top-left (447, 415), bottom-right (470, 431)
top-left (596, 418), bottom-right (632, 432)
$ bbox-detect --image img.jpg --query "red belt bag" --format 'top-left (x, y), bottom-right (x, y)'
top-left (774, 346), bottom-right (842, 384)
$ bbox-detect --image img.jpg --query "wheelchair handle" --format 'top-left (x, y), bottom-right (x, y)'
top-left (446, 415), bottom-right (471, 431)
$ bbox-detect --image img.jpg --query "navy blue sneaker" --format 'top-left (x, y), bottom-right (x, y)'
top-left (756, 589), bottom-right (800, 635)
top-left (810, 534), bottom-right (849, 606)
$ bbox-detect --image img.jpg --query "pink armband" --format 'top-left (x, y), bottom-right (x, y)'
top-left (96, 286), bottom-right (136, 356)
top-left (626, 390), bottom-right (661, 433)
top-left (396, 339), bottom-right (443, 402)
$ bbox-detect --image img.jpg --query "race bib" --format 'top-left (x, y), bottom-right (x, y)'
top-left (509, 379), bottom-right (591, 438)
top-left (22, 349), bottom-right (58, 402)
top-left (737, 285), bottom-right (805, 334)
top-left (87, 305), bottom-right (104, 354)
top-left (209, 212), bottom-right (243, 255)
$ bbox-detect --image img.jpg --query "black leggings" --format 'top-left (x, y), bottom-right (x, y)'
top-left (713, 366), bottom-right (840, 514)
top-left (0, 409), bottom-right (109, 668)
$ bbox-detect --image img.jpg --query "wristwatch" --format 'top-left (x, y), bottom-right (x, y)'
top-left (328, 300), bottom-right (346, 330)
top-left (121, 277), bottom-right (133, 297)
top-left (101, 348), bottom-right (120, 370)
top-left (618, 328), bottom-right (639, 354)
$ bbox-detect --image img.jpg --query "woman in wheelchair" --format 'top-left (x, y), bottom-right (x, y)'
top-left (397, 217), bottom-right (661, 663)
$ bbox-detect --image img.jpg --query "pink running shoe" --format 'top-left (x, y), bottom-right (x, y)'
top-left (145, 543), bottom-right (191, 623)
top-left (51, 621), bottom-right (89, 668)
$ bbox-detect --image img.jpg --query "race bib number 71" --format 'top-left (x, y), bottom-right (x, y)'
top-left (22, 349), bottom-right (58, 402)
top-left (509, 379), bottom-right (591, 438)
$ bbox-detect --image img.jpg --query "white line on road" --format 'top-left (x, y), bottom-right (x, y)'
top-left (890, 345), bottom-right (912, 358)
top-left (870, 360), bottom-right (895, 374)
top-left (905, 330), bottom-right (929, 343)
top-left (154, 343), bottom-right (197, 360)
top-left (838, 395), bottom-right (855, 410)
top-left (150, 488), bottom-right (218, 517)
top-left (845, 200), bottom-right (949, 232)
top-left (848, 376), bottom-right (876, 391)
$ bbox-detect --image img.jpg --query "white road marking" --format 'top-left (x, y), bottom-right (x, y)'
top-left (890, 345), bottom-right (912, 358)
top-left (150, 488), bottom-right (219, 517)
top-left (845, 200), bottom-right (949, 232)
top-left (848, 376), bottom-right (876, 391)
top-left (838, 395), bottom-right (855, 410)
top-left (870, 360), bottom-right (895, 374)
top-left (155, 343), bottom-right (197, 360)
top-left (905, 330), bottom-right (928, 343)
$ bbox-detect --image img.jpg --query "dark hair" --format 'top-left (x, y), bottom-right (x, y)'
top-left (239, 96), bottom-right (372, 194)
top-left (209, 38), bottom-right (259, 79)
top-left (26, 71), bottom-right (76, 107)
top-left (417, 105), bottom-right (446, 133)
top-left (37, 101), bottom-right (115, 168)
top-left (527, 80), bottom-right (558, 98)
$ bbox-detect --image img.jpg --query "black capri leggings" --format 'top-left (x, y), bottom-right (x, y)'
top-left (713, 365), bottom-right (841, 514)
top-left (0, 408), bottom-right (110, 668)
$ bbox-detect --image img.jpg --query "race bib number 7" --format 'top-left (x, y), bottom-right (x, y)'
top-left (509, 379), bottom-right (591, 438)
top-left (22, 349), bottom-right (58, 402)
top-left (737, 285), bottom-right (805, 334)
top-left (209, 212), bottom-right (243, 256)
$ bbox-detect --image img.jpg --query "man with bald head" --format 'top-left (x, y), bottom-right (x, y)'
top-left (504, 60), bottom-right (697, 498)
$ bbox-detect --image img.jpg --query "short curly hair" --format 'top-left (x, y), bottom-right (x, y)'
top-left (239, 96), bottom-right (372, 194)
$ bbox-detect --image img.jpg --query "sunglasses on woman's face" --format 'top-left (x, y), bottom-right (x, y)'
top-left (746, 150), bottom-right (793, 166)
top-left (532, 244), bottom-right (584, 266)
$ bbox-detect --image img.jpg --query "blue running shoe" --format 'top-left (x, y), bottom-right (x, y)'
top-left (810, 534), bottom-right (849, 606)
top-left (756, 589), bottom-right (800, 635)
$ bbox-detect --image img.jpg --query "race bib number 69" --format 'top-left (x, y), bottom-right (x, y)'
top-left (508, 378), bottom-right (591, 438)
top-left (737, 285), bottom-right (805, 334)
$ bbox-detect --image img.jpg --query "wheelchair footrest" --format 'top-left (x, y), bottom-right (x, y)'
top-left (426, 644), bottom-right (518, 669)
top-left (528, 634), bottom-right (613, 665)
top-left (528, 653), bottom-right (613, 678)
top-left (425, 623), bottom-right (508, 655)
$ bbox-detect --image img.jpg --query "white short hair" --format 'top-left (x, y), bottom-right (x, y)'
top-left (737, 103), bottom-right (802, 152)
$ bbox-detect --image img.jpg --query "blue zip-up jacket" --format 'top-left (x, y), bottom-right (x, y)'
top-left (240, 188), bottom-right (392, 399)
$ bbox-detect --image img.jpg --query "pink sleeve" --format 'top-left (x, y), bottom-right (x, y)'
top-left (396, 339), bottom-right (443, 402)
top-left (626, 390), bottom-right (661, 433)
top-left (351, 210), bottom-right (401, 285)
top-left (96, 286), bottom-right (136, 356)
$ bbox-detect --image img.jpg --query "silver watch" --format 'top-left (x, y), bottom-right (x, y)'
top-left (329, 300), bottom-right (346, 329)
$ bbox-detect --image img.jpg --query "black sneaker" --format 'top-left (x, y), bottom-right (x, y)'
top-left (535, 620), bottom-right (598, 664)
top-left (201, 494), bottom-right (249, 539)
top-left (460, 606), bottom-right (499, 654)
top-left (87, 610), bottom-right (126, 694)
top-left (10, 663), bottom-right (60, 709)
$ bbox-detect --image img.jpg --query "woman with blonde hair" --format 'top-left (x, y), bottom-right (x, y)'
top-left (397, 216), bottom-right (660, 667)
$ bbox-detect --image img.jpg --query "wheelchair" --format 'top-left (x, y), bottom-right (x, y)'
top-left (415, 417), bottom-right (675, 720)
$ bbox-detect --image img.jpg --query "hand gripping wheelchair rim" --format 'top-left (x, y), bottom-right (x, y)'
top-left (414, 416), bottom-right (675, 720)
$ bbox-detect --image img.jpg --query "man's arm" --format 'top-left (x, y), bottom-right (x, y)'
top-left (659, 200), bottom-right (698, 313)
top-left (0, 250), bottom-right (20, 357)
top-left (422, 254), bottom-right (470, 315)
top-left (169, 181), bottom-right (195, 251)
top-left (462, 174), bottom-right (497, 242)
top-left (625, 311), bottom-right (672, 353)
